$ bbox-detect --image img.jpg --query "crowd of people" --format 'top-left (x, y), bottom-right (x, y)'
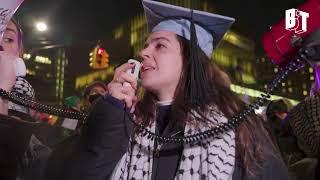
top-left (0, 0), bottom-right (320, 180)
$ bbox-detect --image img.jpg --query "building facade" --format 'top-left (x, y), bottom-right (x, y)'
top-left (24, 47), bottom-right (69, 105)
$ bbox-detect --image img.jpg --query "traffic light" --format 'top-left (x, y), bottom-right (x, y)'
top-left (89, 45), bottom-right (109, 69)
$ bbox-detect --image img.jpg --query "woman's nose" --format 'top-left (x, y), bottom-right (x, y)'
top-left (139, 47), bottom-right (151, 61)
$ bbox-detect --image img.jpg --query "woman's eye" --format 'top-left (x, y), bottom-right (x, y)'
top-left (3, 38), bottom-right (14, 43)
top-left (155, 43), bottom-right (165, 49)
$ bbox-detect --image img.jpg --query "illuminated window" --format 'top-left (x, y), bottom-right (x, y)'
top-left (303, 90), bottom-right (308, 96)
top-left (114, 26), bottom-right (124, 40)
top-left (46, 73), bottom-right (52, 78)
top-left (310, 76), bottom-right (315, 80)
top-left (130, 32), bottom-right (138, 45)
top-left (241, 73), bottom-right (256, 84)
top-left (274, 68), bottom-right (278, 73)
top-left (222, 31), bottom-right (254, 51)
top-left (188, 0), bottom-right (192, 8)
top-left (23, 53), bottom-right (31, 60)
top-left (75, 67), bottom-right (115, 89)
top-left (203, 1), bottom-right (208, 11)
top-left (34, 56), bottom-right (52, 64)
top-left (309, 67), bottom-right (314, 73)
top-left (288, 87), bottom-right (293, 93)
top-left (26, 69), bottom-right (36, 76)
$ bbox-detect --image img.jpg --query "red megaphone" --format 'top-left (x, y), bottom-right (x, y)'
top-left (261, 0), bottom-right (320, 67)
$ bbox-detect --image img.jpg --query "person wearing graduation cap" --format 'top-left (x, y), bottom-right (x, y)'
top-left (64, 0), bottom-right (289, 180)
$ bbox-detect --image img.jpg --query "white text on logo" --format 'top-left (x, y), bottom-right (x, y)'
top-left (285, 8), bottom-right (309, 34)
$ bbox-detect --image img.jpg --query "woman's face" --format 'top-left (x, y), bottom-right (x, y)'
top-left (89, 86), bottom-right (106, 96)
top-left (139, 31), bottom-right (183, 96)
top-left (1, 21), bottom-right (20, 57)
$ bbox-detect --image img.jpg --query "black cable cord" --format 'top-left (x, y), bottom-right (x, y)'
top-left (0, 90), bottom-right (88, 121)
top-left (123, 58), bottom-right (304, 145)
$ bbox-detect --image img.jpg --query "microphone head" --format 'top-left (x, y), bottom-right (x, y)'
top-left (15, 57), bottom-right (26, 77)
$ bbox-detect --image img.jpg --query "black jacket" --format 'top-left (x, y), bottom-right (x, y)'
top-left (63, 97), bottom-right (289, 180)
top-left (0, 114), bottom-right (33, 180)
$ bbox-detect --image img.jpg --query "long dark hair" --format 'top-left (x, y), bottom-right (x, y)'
top-left (135, 35), bottom-right (276, 176)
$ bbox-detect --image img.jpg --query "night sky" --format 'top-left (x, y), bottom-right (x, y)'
top-left (16, 0), bottom-right (142, 47)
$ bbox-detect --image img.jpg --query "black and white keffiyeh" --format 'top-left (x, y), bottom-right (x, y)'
top-left (8, 76), bottom-right (35, 114)
top-left (111, 107), bottom-right (236, 180)
top-left (12, 76), bottom-right (35, 98)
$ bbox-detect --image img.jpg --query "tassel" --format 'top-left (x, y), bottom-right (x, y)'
top-left (185, 10), bottom-right (211, 109)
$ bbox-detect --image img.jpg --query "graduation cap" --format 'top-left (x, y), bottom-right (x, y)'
top-left (142, 0), bottom-right (236, 107)
top-left (142, 0), bottom-right (235, 57)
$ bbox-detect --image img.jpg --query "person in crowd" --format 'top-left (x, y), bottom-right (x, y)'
top-left (64, 1), bottom-right (289, 180)
top-left (286, 85), bottom-right (320, 180)
top-left (0, 18), bottom-right (50, 180)
top-left (61, 95), bottom-right (82, 135)
top-left (82, 81), bottom-right (107, 110)
top-left (265, 100), bottom-right (307, 167)
top-left (64, 95), bottom-right (81, 112)
top-left (283, 27), bottom-right (320, 180)
top-left (266, 100), bottom-right (290, 144)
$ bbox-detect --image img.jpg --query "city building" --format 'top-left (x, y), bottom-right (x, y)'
top-left (23, 47), bottom-right (69, 105)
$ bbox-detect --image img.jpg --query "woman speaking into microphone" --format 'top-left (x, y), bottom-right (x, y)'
top-left (64, 1), bottom-right (289, 179)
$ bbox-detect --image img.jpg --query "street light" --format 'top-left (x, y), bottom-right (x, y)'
top-left (35, 21), bottom-right (48, 32)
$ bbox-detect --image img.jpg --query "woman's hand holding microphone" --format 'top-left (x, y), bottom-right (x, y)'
top-left (107, 60), bottom-right (141, 113)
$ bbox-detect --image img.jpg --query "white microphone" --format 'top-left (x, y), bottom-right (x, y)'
top-left (123, 59), bottom-right (141, 87)
top-left (15, 57), bottom-right (26, 77)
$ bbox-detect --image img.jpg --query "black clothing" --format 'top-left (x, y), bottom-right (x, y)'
top-left (267, 117), bottom-right (305, 165)
top-left (288, 94), bottom-right (320, 156)
top-left (0, 114), bottom-right (33, 180)
top-left (62, 97), bottom-right (133, 180)
top-left (44, 134), bottom-right (81, 180)
top-left (152, 104), bottom-right (184, 180)
top-left (156, 105), bottom-right (172, 135)
top-left (287, 94), bottom-right (320, 179)
top-left (64, 97), bottom-right (289, 180)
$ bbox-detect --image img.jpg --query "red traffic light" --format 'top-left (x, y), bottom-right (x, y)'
top-left (89, 45), bottom-right (109, 69)
top-left (97, 48), bottom-right (104, 55)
